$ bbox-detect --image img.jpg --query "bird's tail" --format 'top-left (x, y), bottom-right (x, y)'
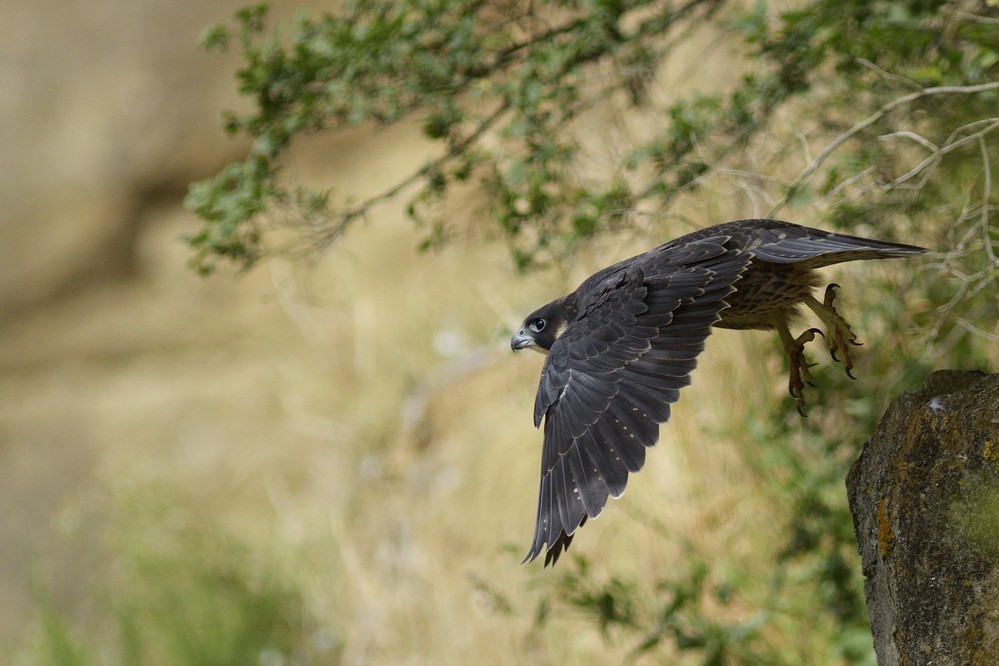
top-left (750, 223), bottom-right (927, 267)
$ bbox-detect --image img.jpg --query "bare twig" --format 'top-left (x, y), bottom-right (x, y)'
top-left (768, 81), bottom-right (999, 217)
top-left (299, 102), bottom-right (511, 253)
top-left (978, 134), bottom-right (996, 266)
top-left (855, 58), bottom-right (922, 90)
top-left (870, 119), bottom-right (999, 198)
top-left (956, 318), bottom-right (999, 342)
top-left (952, 10), bottom-right (999, 25)
top-left (813, 166), bottom-right (878, 206)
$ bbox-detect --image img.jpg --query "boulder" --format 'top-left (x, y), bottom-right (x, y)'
top-left (848, 370), bottom-right (999, 665)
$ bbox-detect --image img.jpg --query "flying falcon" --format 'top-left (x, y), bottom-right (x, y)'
top-left (511, 219), bottom-right (924, 566)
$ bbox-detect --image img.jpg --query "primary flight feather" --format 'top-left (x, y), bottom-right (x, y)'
top-left (511, 219), bottom-right (925, 566)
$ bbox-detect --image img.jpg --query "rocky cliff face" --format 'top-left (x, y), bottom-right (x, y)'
top-left (0, 0), bottom-right (259, 315)
top-left (848, 371), bottom-right (999, 665)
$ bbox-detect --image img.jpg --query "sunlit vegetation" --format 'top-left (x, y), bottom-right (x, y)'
top-left (14, 0), bottom-right (997, 663)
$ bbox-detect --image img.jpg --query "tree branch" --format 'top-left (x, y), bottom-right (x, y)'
top-left (768, 81), bottom-right (999, 217)
top-left (308, 101), bottom-right (511, 252)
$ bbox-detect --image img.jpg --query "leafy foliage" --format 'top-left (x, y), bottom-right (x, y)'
top-left (186, 0), bottom-right (742, 272)
top-left (186, 1), bottom-right (997, 328)
top-left (533, 553), bottom-right (779, 664)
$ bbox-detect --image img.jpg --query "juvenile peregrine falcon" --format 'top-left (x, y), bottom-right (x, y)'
top-left (511, 219), bottom-right (924, 565)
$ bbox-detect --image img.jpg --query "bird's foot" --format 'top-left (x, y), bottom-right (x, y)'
top-left (785, 327), bottom-right (823, 416)
top-left (811, 284), bottom-right (862, 379)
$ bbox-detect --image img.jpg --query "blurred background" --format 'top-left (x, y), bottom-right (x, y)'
top-left (2, 1), bottom-right (995, 665)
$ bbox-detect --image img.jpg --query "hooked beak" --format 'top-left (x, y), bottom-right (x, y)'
top-left (511, 329), bottom-right (534, 351)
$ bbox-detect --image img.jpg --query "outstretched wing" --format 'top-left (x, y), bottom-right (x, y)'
top-left (525, 237), bottom-right (751, 565)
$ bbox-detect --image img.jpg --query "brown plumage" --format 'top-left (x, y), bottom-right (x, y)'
top-left (511, 219), bottom-right (925, 566)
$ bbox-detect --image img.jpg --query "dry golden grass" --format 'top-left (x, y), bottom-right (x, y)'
top-left (3, 161), bottom-right (910, 662)
top-left (0, 173), bottom-right (813, 664)
top-left (13, 112), bottom-right (962, 661)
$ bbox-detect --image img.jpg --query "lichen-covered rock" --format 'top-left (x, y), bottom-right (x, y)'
top-left (847, 370), bottom-right (999, 666)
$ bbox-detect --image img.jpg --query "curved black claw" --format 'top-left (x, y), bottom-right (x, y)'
top-left (805, 283), bottom-right (866, 385)
top-left (823, 284), bottom-right (841, 307)
top-left (784, 327), bottom-right (824, 417)
top-left (796, 402), bottom-right (808, 418)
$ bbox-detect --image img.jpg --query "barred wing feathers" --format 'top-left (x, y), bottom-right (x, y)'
top-left (525, 236), bottom-right (751, 565)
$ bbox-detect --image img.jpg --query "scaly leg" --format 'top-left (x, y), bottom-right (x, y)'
top-left (803, 284), bottom-right (863, 379)
top-left (776, 322), bottom-right (823, 416)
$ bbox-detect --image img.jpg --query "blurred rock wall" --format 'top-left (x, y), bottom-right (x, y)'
top-left (0, 0), bottom-right (317, 316)
top-left (0, 0), bottom-right (327, 644)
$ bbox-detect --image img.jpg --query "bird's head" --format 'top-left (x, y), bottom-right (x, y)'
top-left (511, 297), bottom-right (574, 355)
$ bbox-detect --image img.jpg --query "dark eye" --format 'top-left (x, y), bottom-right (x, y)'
top-left (529, 318), bottom-right (546, 333)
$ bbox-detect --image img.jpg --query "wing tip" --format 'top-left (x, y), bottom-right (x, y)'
top-left (523, 517), bottom-right (586, 567)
